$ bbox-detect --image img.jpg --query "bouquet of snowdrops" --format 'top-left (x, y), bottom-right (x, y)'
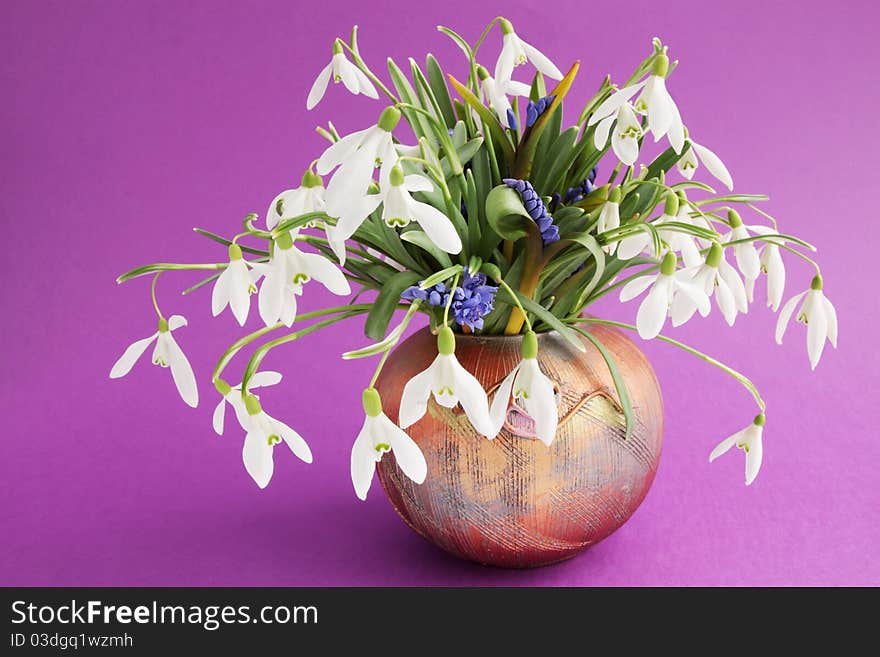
top-left (111, 17), bottom-right (836, 498)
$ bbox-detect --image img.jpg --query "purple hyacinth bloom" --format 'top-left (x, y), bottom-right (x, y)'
top-left (502, 178), bottom-right (560, 246)
top-left (506, 108), bottom-right (518, 132)
top-left (525, 95), bottom-right (555, 127)
top-left (400, 268), bottom-right (498, 331)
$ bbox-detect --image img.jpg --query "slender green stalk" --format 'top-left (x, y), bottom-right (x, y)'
top-left (570, 317), bottom-right (765, 411)
top-left (117, 262), bottom-right (227, 284)
top-left (443, 272), bottom-right (461, 326)
top-left (339, 34), bottom-right (399, 103)
top-left (150, 273), bottom-right (163, 319)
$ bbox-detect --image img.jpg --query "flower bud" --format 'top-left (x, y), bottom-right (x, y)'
top-left (301, 169), bottom-right (323, 188)
top-left (275, 230), bottom-right (294, 250)
top-left (811, 274), bottom-right (823, 291)
top-left (521, 330), bottom-right (538, 359)
top-left (705, 242), bottom-right (723, 268)
top-left (437, 325), bottom-right (456, 355)
top-left (660, 251), bottom-right (678, 276)
top-left (228, 243), bottom-right (243, 261)
top-left (158, 317), bottom-right (169, 333)
top-left (609, 187), bottom-right (622, 204)
top-left (727, 208), bottom-right (743, 228)
top-left (214, 378), bottom-right (232, 396)
top-left (663, 192), bottom-right (679, 216)
top-left (244, 394), bottom-right (262, 416)
top-left (362, 387), bottom-right (383, 417)
top-left (499, 18), bottom-right (514, 35)
top-left (377, 106), bottom-right (401, 132)
top-left (652, 53), bottom-right (669, 78)
top-left (389, 164), bottom-right (405, 187)
top-left (753, 413), bottom-right (766, 427)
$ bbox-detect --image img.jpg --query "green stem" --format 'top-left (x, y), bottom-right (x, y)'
top-left (117, 262), bottom-right (227, 284)
top-left (496, 278), bottom-right (532, 331)
top-left (339, 35), bottom-right (399, 103)
top-left (570, 317), bottom-right (765, 411)
top-left (150, 273), bottom-right (163, 320)
top-left (443, 272), bottom-right (461, 326)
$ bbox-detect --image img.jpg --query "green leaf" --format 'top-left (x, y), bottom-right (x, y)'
top-left (364, 271), bottom-right (421, 340)
top-left (571, 326), bottom-right (635, 440)
top-left (534, 126), bottom-right (579, 194)
top-left (441, 136), bottom-right (482, 178)
top-left (485, 185), bottom-right (534, 241)
top-left (644, 145), bottom-right (684, 181)
top-left (426, 54), bottom-right (457, 128)
top-left (447, 74), bottom-right (515, 165)
top-left (511, 290), bottom-right (586, 352)
top-left (387, 58), bottom-right (434, 146)
top-left (400, 229), bottom-right (453, 268)
top-left (563, 232), bottom-right (606, 305)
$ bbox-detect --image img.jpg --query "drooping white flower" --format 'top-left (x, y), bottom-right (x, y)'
top-left (252, 231), bottom-right (350, 327)
top-left (489, 331), bottom-right (558, 446)
top-left (238, 395), bottom-right (312, 489)
top-left (481, 72), bottom-right (532, 128)
top-left (381, 166), bottom-right (462, 252)
top-left (594, 102), bottom-right (643, 166)
top-left (494, 19), bottom-right (562, 86)
top-left (677, 132), bottom-right (734, 191)
top-left (317, 107), bottom-right (401, 213)
top-left (351, 388), bottom-right (427, 500)
top-left (620, 252), bottom-right (711, 339)
top-left (266, 170), bottom-right (326, 231)
top-left (306, 41), bottom-right (378, 110)
top-left (399, 327), bottom-right (494, 438)
top-left (744, 225), bottom-right (786, 311)
top-left (212, 244), bottom-right (259, 326)
top-left (672, 243), bottom-right (748, 327)
top-left (616, 194), bottom-right (701, 267)
top-left (775, 276), bottom-right (837, 370)
top-left (723, 209), bottom-right (762, 281)
top-left (212, 371), bottom-right (283, 436)
top-left (710, 414), bottom-right (765, 486)
top-left (597, 188), bottom-right (621, 254)
top-left (109, 315), bottom-right (198, 408)
top-left (633, 54), bottom-right (685, 153)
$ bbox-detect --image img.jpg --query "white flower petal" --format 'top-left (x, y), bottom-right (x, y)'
top-left (636, 277), bottom-right (671, 339)
top-left (594, 114), bottom-right (614, 150)
top-left (745, 431), bottom-right (763, 486)
top-left (249, 371), bottom-right (283, 389)
top-left (488, 365), bottom-right (518, 438)
top-left (709, 430), bottom-right (741, 462)
top-left (520, 40), bottom-right (562, 79)
top-left (409, 199), bottom-right (463, 254)
top-left (258, 266), bottom-right (284, 327)
top-left (619, 273), bottom-right (657, 302)
top-left (714, 275), bottom-right (737, 326)
top-left (451, 360), bottom-right (493, 438)
top-left (494, 37), bottom-right (515, 85)
top-left (692, 142), bottom-right (733, 191)
top-left (384, 414), bottom-right (427, 484)
top-left (336, 55), bottom-right (361, 94)
top-left (163, 332), bottom-right (198, 408)
top-left (168, 315), bottom-right (187, 331)
top-left (611, 132), bottom-right (639, 166)
top-left (667, 99), bottom-right (685, 154)
top-left (306, 62), bottom-right (333, 110)
top-left (243, 432), bottom-right (273, 489)
top-left (211, 267), bottom-right (231, 317)
top-left (316, 127), bottom-right (368, 175)
top-left (299, 251), bottom-right (351, 295)
top-left (109, 332), bottom-right (158, 378)
top-left (398, 359), bottom-right (437, 428)
top-left (775, 291), bottom-right (806, 344)
top-left (587, 82), bottom-right (646, 126)
top-left (644, 77), bottom-right (673, 138)
top-left (212, 398), bottom-right (227, 436)
top-left (350, 419), bottom-right (377, 500)
top-left (823, 295), bottom-right (837, 348)
top-left (404, 174), bottom-right (433, 193)
top-left (806, 294), bottom-right (828, 370)
top-left (351, 65), bottom-right (379, 99)
top-left (271, 415), bottom-right (313, 464)
top-left (519, 360), bottom-right (558, 446)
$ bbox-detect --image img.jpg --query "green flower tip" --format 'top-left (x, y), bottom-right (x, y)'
top-left (476, 65), bottom-right (490, 81)
top-left (499, 18), bottom-right (514, 35)
top-left (609, 187), bottom-right (622, 204)
top-left (727, 208), bottom-right (743, 228)
top-left (157, 317), bottom-right (169, 333)
top-left (362, 387), bottom-right (383, 417)
top-left (389, 164), bottom-right (405, 187)
top-left (521, 330), bottom-right (538, 360)
top-left (332, 40), bottom-right (343, 56)
top-left (652, 53), bottom-right (669, 78)
top-left (753, 413), bottom-right (766, 427)
top-left (706, 242), bottom-right (723, 268)
top-left (244, 394), bottom-right (262, 416)
top-left (377, 106), bottom-right (401, 132)
top-left (437, 326), bottom-right (456, 355)
top-left (275, 230), bottom-right (294, 250)
top-left (664, 192), bottom-right (679, 216)
top-left (676, 189), bottom-right (688, 203)
top-left (301, 169), bottom-right (323, 188)
top-left (660, 251), bottom-right (678, 276)
top-left (214, 378), bottom-right (232, 396)
top-left (811, 274), bottom-right (823, 291)
top-left (228, 243), bottom-right (243, 261)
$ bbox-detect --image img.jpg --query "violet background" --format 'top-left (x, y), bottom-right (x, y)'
top-left (2, 0), bottom-right (877, 586)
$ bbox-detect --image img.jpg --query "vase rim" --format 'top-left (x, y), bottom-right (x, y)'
top-left (418, 327), bottom-right (561, 341)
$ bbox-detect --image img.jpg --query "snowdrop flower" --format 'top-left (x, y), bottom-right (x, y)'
top-left (677, 131), bottom-right (733, 191)
top-left (616, 194), bottom-right (701, 267)
top-left (710, 414), bottom-right (765, 486)
top-left (633, 55), bottom-right (685, 153)
top-left (745, 225), bottom-right (786, 311)
top-left (494, 19), bottom-right (562, 86)
top-left (597, 188), bottom-right (621, 254)
top-left (266, 170), bottom-right (326, 231)
top-left (110, 315), bottom-right (198, 408)
top-left (317, 106), bottom-right (401, 210)
top-left (381, 165), bottom-right (462, 252)
top-left (351, 388), bottom-right (427, 500)
top-left (239, 394), bottom-right (312, 489)
top-left (620, 252), bottom-right (711, 339)
top-left (479, 67), bottom-right (531, 129)
top-left (252, 231), bottom-right (350, 327)
top-left (307, 41), bottom-right (378, 110)
top-left (212, 244), bottom-right (259, 326)
top-left (672, 243), bottom-right (748, 327)
top-left (775, 275), bottom-right (837, 370)
top-left (489, 331), bottom-right (558, 445)
top-left (212, 371), bottom-right (282, 436)
top-left (594, 102), bottom-right (643, 166)
top-left (399, 326), bottom-right (494, 437)
top-left (723, 209), bottom-right (761, 281)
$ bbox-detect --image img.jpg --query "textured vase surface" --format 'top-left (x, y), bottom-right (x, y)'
top-left (375, 326), bottom-right (663, 568)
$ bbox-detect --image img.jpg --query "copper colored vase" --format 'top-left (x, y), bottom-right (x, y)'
top-left (375, 326), bottom-right (663, 568)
